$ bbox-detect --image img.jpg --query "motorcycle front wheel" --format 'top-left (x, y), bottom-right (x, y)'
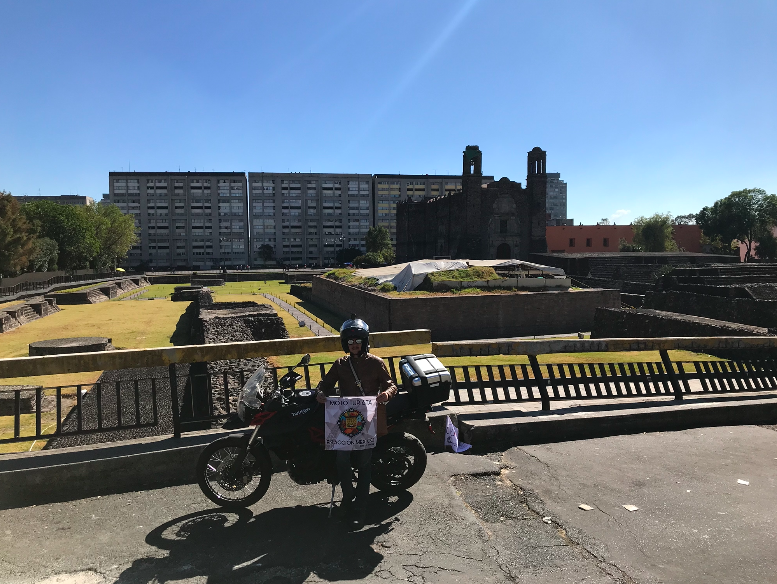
top-left (196, 436), bottom-right (273, 508)
top-left (370, 432), bottom-right (427, 493)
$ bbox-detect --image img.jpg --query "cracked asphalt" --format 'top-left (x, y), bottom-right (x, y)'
top-left (2, 426), bottom-right (775, 583)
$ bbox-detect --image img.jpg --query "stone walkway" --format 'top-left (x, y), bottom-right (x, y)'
top-left (261, 293), bottom-right (335, 337)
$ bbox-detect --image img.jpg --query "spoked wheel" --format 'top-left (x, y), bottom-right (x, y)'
top-left (370, 432), bottom-right (427, 493)
top-left (196, 436), bottom-right (272, 508)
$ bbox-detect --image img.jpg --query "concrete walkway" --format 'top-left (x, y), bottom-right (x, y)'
top-left (261, 293), bottom-right (335, 337)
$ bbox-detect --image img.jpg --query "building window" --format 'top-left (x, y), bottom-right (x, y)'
top-left (500, 219), bottom-right (508, 234)
top-left (569, 238), bottom-right (575, 248)
top-left (603, 238), bottom-right (610, 248)
top-left (586, 238), bottom-right (592, 247)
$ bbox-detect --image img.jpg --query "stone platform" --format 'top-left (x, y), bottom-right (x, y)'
top-left (29, 336), bottom-right (114, 356)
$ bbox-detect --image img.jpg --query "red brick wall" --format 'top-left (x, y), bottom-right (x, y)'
top-left (546, 225), bottom-right (702, 253)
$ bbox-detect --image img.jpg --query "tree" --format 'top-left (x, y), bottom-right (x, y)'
top-left (336, 246), bottom-right (362, 264)
top-left (0, 192), bottom-right (36, 276)
top-left (258, 244), bottom-right (274, 263)
top-left (632, 213), bottom-right (678, 252)
top-left (696, 188), bottom-right (777, 262)
top-left (673, 213), bottom-right (696, 225)
top-left (29, 237), bottom-right (59, 272)
top-left (89, 204), bottom-right (138, 270)
top-left (22, 201), bottom-right (99, 271)
top-left (365, 226), bottom-right (395, 264)
top-left (353, 252), bottom-right (387, 268)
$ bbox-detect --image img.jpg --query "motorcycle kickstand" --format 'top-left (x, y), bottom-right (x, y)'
top-left (328, 483), bottom-right (336, 519)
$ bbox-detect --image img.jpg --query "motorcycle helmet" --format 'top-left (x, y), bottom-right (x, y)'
top-left (340, 315), bottom-right (370, 355)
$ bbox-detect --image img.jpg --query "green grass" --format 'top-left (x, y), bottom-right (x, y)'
top-left (55, 283), bottom-right (101, 293)
top-left (426, 266), bottom-right (498, 282)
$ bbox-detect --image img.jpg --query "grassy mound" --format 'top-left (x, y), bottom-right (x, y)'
top-left (426, 266), bottom-right (499, 282)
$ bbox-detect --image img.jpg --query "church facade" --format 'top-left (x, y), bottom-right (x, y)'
top-left (395, 146), bottom-right (549, 262)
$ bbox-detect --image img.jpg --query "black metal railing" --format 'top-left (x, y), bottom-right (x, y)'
top-left (3, 353), bottom-right (777, 448)
top-left (0, 272), bottom-right (129, 299)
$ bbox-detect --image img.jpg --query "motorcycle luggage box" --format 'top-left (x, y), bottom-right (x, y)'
top-left (399, 354), bottom-right (451, 407)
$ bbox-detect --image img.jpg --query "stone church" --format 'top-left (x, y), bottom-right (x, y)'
top-left (395, 146), bottom-right (549, 262)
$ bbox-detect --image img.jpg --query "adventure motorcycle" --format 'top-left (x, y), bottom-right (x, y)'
top-left (196, 354), bottom-right (448, 509)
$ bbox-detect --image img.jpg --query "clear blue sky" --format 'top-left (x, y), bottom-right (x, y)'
top-left (1, 1), bottom-right (775, 225)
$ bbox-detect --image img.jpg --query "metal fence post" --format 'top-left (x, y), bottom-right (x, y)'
top-left (169, 363), bottom-right (181, 438)
top-left (528, 355), bottom-right (551, 411)
top-left (659, 349), bottom-right (683, 401)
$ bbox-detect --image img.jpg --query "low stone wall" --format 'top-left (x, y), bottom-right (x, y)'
top-left (644, 290), bottom-right (777, 329)
top-left (192, 302), bottom-right (289, 345)
top-left (311, 276), bottom-right (620, 341)
top-left (289, 283), bottom-right (312, 302)
top-left (592, 307), bottom-right (773, 339)
top-left (191, 278), bottom-right (224, 287)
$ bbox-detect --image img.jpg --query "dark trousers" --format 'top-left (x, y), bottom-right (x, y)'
top-left (336, 448), bottom-right (373, 512)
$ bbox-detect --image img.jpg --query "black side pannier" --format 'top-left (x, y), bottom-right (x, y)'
top-left (399, 354), bottom-right (451, 408)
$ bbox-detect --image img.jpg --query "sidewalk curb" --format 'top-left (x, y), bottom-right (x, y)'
top-left (457, 395), bottom-right (777, 451)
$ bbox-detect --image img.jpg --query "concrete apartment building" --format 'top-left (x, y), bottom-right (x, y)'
top-left (248, 172), bottom-right (373, 266)
top-left (545, 172), bottom-right (569, 225)
top-left (373, 174), bottom-right (495, 244)
top-left (105, 172), bottom-right (248, 269)
top-left (16, 195), bottom-right (95, 206)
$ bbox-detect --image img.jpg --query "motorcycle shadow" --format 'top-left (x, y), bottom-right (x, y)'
top-left (113, 491), bottom-right (413, 584)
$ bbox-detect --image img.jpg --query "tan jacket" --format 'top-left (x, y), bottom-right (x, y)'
top-left (318, 353), bottom-right (398, 436)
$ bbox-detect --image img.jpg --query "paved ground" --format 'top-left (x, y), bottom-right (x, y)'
top-left (2, 426), bottom-right (776, 583)
top-left (504, 425), bottom-right (777, 584)
top-left (261, 293), bottom-right (334, 337)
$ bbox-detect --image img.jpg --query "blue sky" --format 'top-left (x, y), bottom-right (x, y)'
top-left (1, 0), bottom-right (775, 225)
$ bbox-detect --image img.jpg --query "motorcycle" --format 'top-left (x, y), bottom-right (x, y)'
top-left (196, 354), bottom-right (442, 509)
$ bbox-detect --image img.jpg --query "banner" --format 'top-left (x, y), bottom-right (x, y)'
top-left (325, 396), bottom-right (377, 451)
top-left (444, 415), bottom-right (471, 453)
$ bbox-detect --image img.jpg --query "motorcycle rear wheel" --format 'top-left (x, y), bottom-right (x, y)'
top-left (370, 432), bottom-right (427, 493)
top-left (196, 436), bottom-right (273, 508)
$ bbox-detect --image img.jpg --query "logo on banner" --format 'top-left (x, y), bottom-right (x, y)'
top-left (337, 408), bottom-right (366, 437)
top-left (325, 396), bottom-right (377, 451)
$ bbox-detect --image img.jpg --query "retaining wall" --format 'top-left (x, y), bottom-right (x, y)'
top-left (592, 307), bottom-right (772, 338)
top-left (311, 276), bottom-right (620, 341)
top-left (644, 290), bottom-right (777, 329)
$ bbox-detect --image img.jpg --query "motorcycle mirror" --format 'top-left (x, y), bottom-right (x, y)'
top-left (300, 354), bottom-right (311, 366)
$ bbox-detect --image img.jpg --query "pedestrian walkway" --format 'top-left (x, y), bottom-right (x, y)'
top-left (261, 293), bottom-right (335, 336)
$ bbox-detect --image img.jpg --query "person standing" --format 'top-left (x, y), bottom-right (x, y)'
top-left (316, 317), bottom-right (397, 528)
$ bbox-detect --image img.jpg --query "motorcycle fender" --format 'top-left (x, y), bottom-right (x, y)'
top-left (228, 432), bottom-right (251, 446)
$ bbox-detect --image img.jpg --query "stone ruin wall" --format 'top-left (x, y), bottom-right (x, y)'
top-left (183, 290), bottom-right (289, 419)
top-left (0, 298), bottom-right (60, 333)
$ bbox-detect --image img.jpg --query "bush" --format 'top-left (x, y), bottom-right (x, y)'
top-left (378, 282), bottom-right (396, 292)
top-left (324, 268), bottom-right (356, 281)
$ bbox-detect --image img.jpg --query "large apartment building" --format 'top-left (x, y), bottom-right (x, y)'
top-left (105, 172), bottom-right (249, 269)
top-left (373, 174), bottom-right (495, 244)
top-left (107, 164), bottom-right (562, 268)
top-left (249, 173), bottom-right (372, 266)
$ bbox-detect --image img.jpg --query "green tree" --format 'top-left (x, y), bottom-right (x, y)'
top-left (22, 201), bottom-right (99, 271)
top-left (89, 204), bottom-right (138, 270)
top-left (365, 226), bottom-right (395, 264)
top-left (696, 188), bottom-right (777, 262)
top-left (0, 192), bottom-right (36, 276)
top-left (258, 244), bottom-right (274, 263)
top-left (29, 237), bottom-right (59, 272)
top-left (336, 246), bottom-right (362, 264)
top-left (632, 213), bottom-right (678, 252)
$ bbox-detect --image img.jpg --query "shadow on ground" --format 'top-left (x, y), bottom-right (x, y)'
top-left (114, 491), bottom-right (412, 584)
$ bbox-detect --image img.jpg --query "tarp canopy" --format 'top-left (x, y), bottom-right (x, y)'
top-left (354, 258), bottom-right (566, 292)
